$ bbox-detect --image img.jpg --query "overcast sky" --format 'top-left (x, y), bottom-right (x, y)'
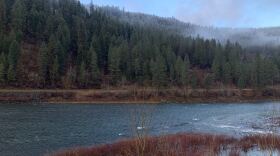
top-left (80, 0), bottom-right (280, 28)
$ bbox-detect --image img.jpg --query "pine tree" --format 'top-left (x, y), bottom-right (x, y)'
top-left (238, 68), bottom-right (246, 89)
top-left (212, 46), bottom-right (224, 80)
top-left (38, 43), bottom-right (49, 85)
top-left (88, 44), bottom-right (101, 86)
top-left (165, 46), bottom-right (176, 83)
top-left (28, 3), bottom-right (40, 37)
top-left (0, 53), bottom-right (5, 83)
top-left (56, 21), bottom-right (70, 52)
top-left (119, 41), bottom-right (129, 78)
top-left (108, 46), bottom-right (121, 85)
top-left (253, 53), bottom-right (265, 88)
top-left (12, 0), bottom-right (27, 34)
top-left (50, 56), bottom-right (59, 86)
top-left (0, 0), bottom-right (6, 32)
top-left (132, 43), bottom-right (144, 83)
top-left (54, 40), bottom-right (65, 74)
top-left (48, 34), bottom-right (56, 54)
top-left (7, 65), bottom-right (15, 82)
top-left (7, 40), bottom-right (20, 82)
top-left (91, 35), bottom-right (102, 69)
top-left (175, 56), bottom-right (188, 86)
top-left (8, 30), bottom-right (17, 45)
top-left (151, 55), bottom-right (167, 88)
top-left (223, 62), bottom-right (232, 84)
top-left (78, 62), bottom-right (88, 87)
top-left (63, 67), bottom-right (76, 89)
top-left (264, 60), bottom-right (279, 86)
top-left (75, 17), bottom-right (87, 65)
top-left (182, 56), bottom-right (190, 86)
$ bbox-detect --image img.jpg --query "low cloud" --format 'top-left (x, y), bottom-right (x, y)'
top-left (175, 0), bottom-right (280, 27)
top-left (176, 0), bottom-right (245, 27)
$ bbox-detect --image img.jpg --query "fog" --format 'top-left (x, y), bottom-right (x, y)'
top-left (188, 26), bottom-right (280, 47)
top-left (90, 5), bottom-right (280, 48)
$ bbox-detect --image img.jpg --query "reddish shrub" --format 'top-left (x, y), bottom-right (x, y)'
top-left (49, 133), bottom-right (280, 156)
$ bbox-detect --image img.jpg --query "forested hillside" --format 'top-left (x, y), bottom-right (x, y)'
top-left (0, 0), bottom-right (279, 89)
top-left (99, 6), bottom-right (280, 48)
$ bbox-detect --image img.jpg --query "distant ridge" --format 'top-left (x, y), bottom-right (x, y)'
top-left (93, 5), bottom-right (280, 47)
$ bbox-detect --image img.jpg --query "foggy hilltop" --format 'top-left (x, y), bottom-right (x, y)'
top-left (97, 6), bottom-right (280, 47)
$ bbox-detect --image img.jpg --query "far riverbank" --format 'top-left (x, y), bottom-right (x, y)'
top-left (0, 87), bottom-right (280, 104)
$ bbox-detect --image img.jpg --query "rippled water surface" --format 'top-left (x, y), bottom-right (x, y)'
top-left (1, 102), bottom-right (280, 156)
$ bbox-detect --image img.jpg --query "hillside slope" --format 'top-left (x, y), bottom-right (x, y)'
top-left (99, 6), bottom-right (280, 47)
top-left (0, 0), bottom-right (279, 89)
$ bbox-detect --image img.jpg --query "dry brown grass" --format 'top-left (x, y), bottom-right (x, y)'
top-left (48, 133), bottom-right (280, 156)
top-left (1, 87), bottom-right (280, 103)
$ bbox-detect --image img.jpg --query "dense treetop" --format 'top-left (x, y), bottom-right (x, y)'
top-left (0, 0), bottom-right (279, 89)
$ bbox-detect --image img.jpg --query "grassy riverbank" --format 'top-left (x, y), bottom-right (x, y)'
top-left (0, 87), bottom-right (280, 104)
top-left (50, 133), bottom-right (280, 156)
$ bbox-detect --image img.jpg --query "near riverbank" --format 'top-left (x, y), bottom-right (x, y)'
top-left (0, 87), bottom-right (280, 104)
top-left (50, 133), bottom-right (280, 156)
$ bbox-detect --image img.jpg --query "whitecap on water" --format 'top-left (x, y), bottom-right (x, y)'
top-left (217, 125), bottom-right (241, 129)
top-left (163, 126), bottom-right (169, 129)
top-left (241, 129), bottom-right (273, 134)
top-left (192, 118), bottom-right (199, 121)
top-left (137, 126), bottom-right (145, 130)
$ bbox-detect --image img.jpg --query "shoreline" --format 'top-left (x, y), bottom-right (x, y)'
top-left (46, 98), bottom-right (280, 104)
top-left (50, 133), bottom-right (280, 156)
top-left (0, 88), bottom-right (280, 104)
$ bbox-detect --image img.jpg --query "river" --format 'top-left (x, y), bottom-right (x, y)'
top-left (0, 102), bottom-right (279, 156)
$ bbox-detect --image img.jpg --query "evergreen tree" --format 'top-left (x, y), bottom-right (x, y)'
top-left (1, 0), bottom-right (280, 89)
top-left (253, 53), bottom-right (265, 88)
top-left (0, 0), bottom-right (6, 32)
top-left (56, 21), bottom-right (70, 52)
top-left (164, 46), bottom-right (176, 83)
top-left (50, 56), bottom-right (60, 86)
top-left (7, 40), bottom-right (20, 82)
top-left (175, 56), bottom-right (188, 86)
top-left (63, 67), bottom-right (76, 89)
top-left (223, 62), bottom-right (232, 84)
top-left (88, 44), bottom-right (101, 86)
top-left (0, 53), bottom-right (6, 83)
top-left (38, 43), bottom-right (49, 85)
top-left (237, 65), bottom-right (247, 88)
top-left (212, 46), bottom-right (224, 80)
top-left (132, 43), bottom-right (145, 83)
top-left (108, 45), bottom-right (121, 85)
top-left (7, 64), bottom-right (16, 82)
top-left (75, 17), bottom-right (88, 65)
top-left (264, 60), bottom-right (279, 86)
top-left (119, 41), bottom-right (129, 79)
top-left (151, 55), bottom-right (167, 88)
top-left (78, 61), bottom-right (88, 87)
top-left (48, 34), bottom-right (57, 54)
top-left (28, 3), bottom-right (40, 37)
top-left (182, 56), bottom-right (190, 86)
top-left (12, 0), bottom-right (27, 34)
top-left (54, 40), bottom-right (65, 74)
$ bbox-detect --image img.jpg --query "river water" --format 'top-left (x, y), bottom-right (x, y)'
top-left (0, 102), bottom-right (280, 156)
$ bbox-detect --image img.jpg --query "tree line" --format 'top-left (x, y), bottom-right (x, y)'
top-left (0, 0), bottom-right (279, 89)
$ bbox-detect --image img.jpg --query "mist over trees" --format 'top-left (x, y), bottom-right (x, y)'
top-left (101, 6), bottom-right (280, 48)
top-left (0, 0), bottom-right (279, 89)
